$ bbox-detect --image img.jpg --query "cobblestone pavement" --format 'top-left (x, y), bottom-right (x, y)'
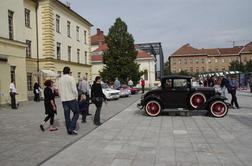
top-left (0, 94), bottom-right (142, 166)
top-left (39, 91), bottom-right (252, 166)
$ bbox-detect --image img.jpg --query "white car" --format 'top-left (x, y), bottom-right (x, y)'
top-left (101, 83), bottom-right (120, 100)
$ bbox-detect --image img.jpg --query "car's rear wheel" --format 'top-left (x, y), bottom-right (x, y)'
top-left (209, 100), bottom-right (228, 118)
top-left (145, 100), bottom-right (161, 117)
top-left (189, 92), bottom-right (206, 109)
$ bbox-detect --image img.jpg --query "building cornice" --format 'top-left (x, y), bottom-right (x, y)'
top-left (0, 37), bottom-right (26, 48)
top-left (49, 0), bottom-right (93, 27)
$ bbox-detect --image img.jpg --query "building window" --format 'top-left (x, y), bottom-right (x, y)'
top-left (196, 67), bottom-right (199, 73)
top-left (67, 21), bottom-right (71, 37)
top-left (178, 59), bottom-right (181, 64)
top-left (26, 40), bottom-right (31, 58)
top-left (208, 59), bottom-right (211, 63)
top-left (25, 8), bottom-right (30, 28)
top-left (8, 10), bottom-right (14, 40)
top-left (215, 67), bottom-right (218, 71)
top-left (77, 49), bottom-right (80, 63)
top-left (68, 46), bottom-right (71, 61)
top-left (56, 42), bottom-right (61, 60)
top-left (85, 73), bottom-right (88, 79)
top-left (222, 67), bottom-right (225, 71)
top-left (195, 59), bottom-right (199, 63)
top-left (202, 58), bottom-right (205, 63)
top-left (184, 59), bottom-right (187, 64)
top-left (222, 59), bottom-right (225, 63)
top-left (84, 30), bottom-right (87, 44)
top-left (78, 72), bottom-right (81, 80)
top-left (190, 59), bottom-right (193, 64)
top-left (201, 67), bottom-right (205, 72)
top-left (76, 26), bottom-right (79, 41)
top-left (190, 67), bottom-right (193, 73)
top-left (144, 70), bottom-right (148, 80)
top-left (10, 66), bottom-right (16, 81)
top-left (85, 51), bottom-right (87, 64)
top-left (244, 57), bottom-right (247, 62)
top-left (27, 73), bottom-right (32, 91)
top-left (56, 14), bottom-right (60, 33)
top-left (215, 59), bottom-right (218, 63)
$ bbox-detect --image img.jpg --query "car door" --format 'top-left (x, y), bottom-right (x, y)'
top-left (167, 78), bottom-right (191, 108)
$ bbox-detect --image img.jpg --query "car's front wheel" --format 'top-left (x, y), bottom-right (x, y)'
top-left (209, 100), bottom-right (228, 118)
top-left (145, 100), bottom-right (161, 117)
top-left (189, 92), bottom-right (206, 109)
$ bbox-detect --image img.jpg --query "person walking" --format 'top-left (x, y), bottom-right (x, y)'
top-left (91, 76), bottom-right (106, 126)
top-left (58, 67), bottom-right (79, 135)
top-left (114, 77), bottom-right (121, 90)
top-left (78, 93), bottom-right (88, 123)
top-left (40, 80), bottom-right (57, 132)
top-left (140, 78), bottom-right (145, 93)
top-left (78, 76), bottom-right (91, 115)
top-left (33, 82), bottom-right (40, 102)
top-left (220, 76), bottom-right (229, 97)
top-left (9, 79), bottom-right (18, 109)
top-left (228, 77), bottom-right (240, 109)
top-left (128, 78), bottom-right (133, 87)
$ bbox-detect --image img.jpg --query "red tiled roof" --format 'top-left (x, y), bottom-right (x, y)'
top-left (218, 47), bottom-right (243, 55)
top-left (171, 44), bottom-right (205, 56)
top-left (202, 48), bottom-right (219, 55)
top-left (137, 50), bottom-right (152, 59)
top-left (91, 55), bottom-right (103, 62)
top-left (93, 44), bottom-right (108, 52)
top-left (91, 28), bottom-right (105, 45)
top-left (241, 42), bottom-right (252, 53)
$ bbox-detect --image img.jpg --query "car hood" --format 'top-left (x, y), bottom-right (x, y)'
top-left (193, 87), bottom-right (215, 92)
top-left (103, 88), bottom-right (120, 93)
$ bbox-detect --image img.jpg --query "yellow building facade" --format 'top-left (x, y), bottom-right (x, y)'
top-left (0, 0), bottom-right (93, 104)
top-left (0, 0), bottom-right (28, 105)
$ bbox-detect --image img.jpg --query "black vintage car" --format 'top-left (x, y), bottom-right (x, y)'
top-left (137, 75), bottom-right (229, 118)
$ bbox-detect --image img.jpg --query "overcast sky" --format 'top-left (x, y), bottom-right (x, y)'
top-left (61, 0), bottom-right (252, 61)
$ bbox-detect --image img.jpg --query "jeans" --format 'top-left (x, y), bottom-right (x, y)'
top-left (62, 99), bottom-right (79, 133)
top-left (94, 100), bottom-right (103, 124)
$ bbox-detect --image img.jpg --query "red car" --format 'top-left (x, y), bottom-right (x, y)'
top-left (129, 86), bottom-right (139, 94)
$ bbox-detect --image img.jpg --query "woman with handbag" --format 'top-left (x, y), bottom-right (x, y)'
top-left (91, 76), bottom-right (106, 126)
top-left (40, 80), bottom-right (58, 131)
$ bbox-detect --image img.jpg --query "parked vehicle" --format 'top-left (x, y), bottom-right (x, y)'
top-left (101, 83), bottom-right (120, 100)
top-left (129, 86), bottom-right (139, 94)
top-left (137, 75), bottom-right (229, 118)
top-left (119, 85), bottom-right (131, 97)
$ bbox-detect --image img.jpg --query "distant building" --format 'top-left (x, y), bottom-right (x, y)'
top-left (91, 29), bottom-right (156, 88)
top-left (169, 42), bottom-right (252, 74)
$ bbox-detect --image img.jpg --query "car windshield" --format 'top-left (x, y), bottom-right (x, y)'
top-left (101, 83), bottom-right (109, 89)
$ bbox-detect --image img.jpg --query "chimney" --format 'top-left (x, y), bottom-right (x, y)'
top-left (97, 28), bottom-right (101, 34)
top-left (66, 1), bottom-right (71, 8)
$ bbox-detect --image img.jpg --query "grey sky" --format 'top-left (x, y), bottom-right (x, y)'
top-left (62, 0), bottom-right (252, 61)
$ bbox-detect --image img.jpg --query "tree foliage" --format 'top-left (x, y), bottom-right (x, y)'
top-left (229, 60), bottom-right (245, 72)
top-left (100, 18), bottom-right (141, 84)
top-left (164, 60), bottom-right (171, 76)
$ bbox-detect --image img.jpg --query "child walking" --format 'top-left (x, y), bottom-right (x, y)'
top-left (78, 93), bottom-right (88, 123)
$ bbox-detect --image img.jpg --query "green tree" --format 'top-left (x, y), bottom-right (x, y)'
top-left (100, 18), bottom-right (141, 84)
top-left (229, 60), bottom-right (245, 72)
top-left (164, 60), bottom-right (171, 76)
top-left (245, 60), bottom-right (252, 72)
